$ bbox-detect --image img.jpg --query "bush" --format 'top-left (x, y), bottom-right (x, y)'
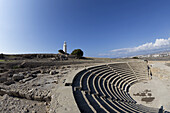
top-left (132, 57), bottom-right (139, 59)
top-left (58, 49), bottom-right (65, 54)
top-left (0, 53), bottom-right (4, 59)
top-left (71, 49), bottom-right (83, 58)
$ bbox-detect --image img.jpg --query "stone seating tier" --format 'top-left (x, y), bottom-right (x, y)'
top-left (72, 62), bottom-right (158, 113)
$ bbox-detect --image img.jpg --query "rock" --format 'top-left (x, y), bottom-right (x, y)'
top-left (22, 77), bottom-right (33, 83)
top-left (55, 66), bottom-right (58, 69)
top-left (15, 98), bottom-right (19, 101)
top-left (33, 95), bottom-right (41, 101)
top-left (43, 92), bottom-right (51, 101)
top-left (45, 82), bottom-right (50, 84)
top-left (0, 69), bottom-right (8, 73)
top-left (40, 69), bottom-right (45, 74)
top-left (44, 102), bottom-right (48, 105)
top-left (46, 70), bottom-right (50, 73)
top-left (63, 79), bottom-right (66, 83)
top-left (32, 83), bottom-right (40, 87)
top-left (25, 93), bottom-right (32, 100)
top-left (61, 66), bottom-right (65, 69)
top-left (3, 94), bottom-right (9, 100)
top-left (32, 74), bottom-right (37, 78)
top-left (13, 74), bottom-right (24, 81)
top-left (9, 106), bottom-right (15, 110)
top-left (67, 66), bottom-right (71, 68)
top-left (19, 72), bottom-right (26, 75)
top-left (22, 108), bottom-right (29, 113)
top-left (8, 74), bottom-right (13, 77)
top-left (0, 69), bottom-right (4, 73)
top-left (52, 80), bottom-right (58, 84)
top-left (0, 88), bottom-right (6, 95)
top-left (25, 73), bottom-right (32, 78)
top-left (51, 58), bottom-right (56, 61)
top-left (49, 70), bottom-right (59, 75)
top-left (61, 71), bottom-right (67, 74)
top-left (18, 89), bottom-right (25, 97)
top-left (31, 70), bottom-right (41, 74)
top-left (4, 79), bottom-right (15, 85)
top-left (20, 61), bottom-right (26, 68)
top-left (0, 77), bottom-right (7, 83)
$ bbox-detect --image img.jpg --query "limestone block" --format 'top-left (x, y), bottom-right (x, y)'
top-left (13, 74), bottom-right (24, 81)
top-left (0, 77), bottom-right (7, 83)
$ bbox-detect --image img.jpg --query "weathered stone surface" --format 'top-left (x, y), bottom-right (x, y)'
top-left (25, 73), bottom-right (32, 78)
top-left (40, 70), bottom-right (45, 74)
top-left (0, 93), bottom-right (47, 113)
top-left (52, 80), bottom-right (58, 84)
top-left (4, 79), bottom-right (15, 85)
top-left (0, 56), bottom-right (85, 113)
top-left (32, 111), bottom-right (37, 113)
top-left (20, 61), bottom-right (26, 68)
top-left (61, 71), bottom-right (67, 75)
top-left (0, 76), bottom-right (7, 83)
top-left (46, 70), bottom-right (50, 73)
top-left (0, 88), bottom-right (6, 96)
top-left (49, 70), bottom-right (59, 75)
top-left (21, 77), bottom-right (33, 83)
top-left (67, 66), bottom-right (71, 68)
top-left (2, 94), bottom-right (9, 100)
top-left (8, 73), bottom-right (13, 77)
top-left (0, 86), bottom-right (51, 102)
top-left (0, 69), bottom-right (7, 73)
top-left (32, 74), bottom-right (37, 78)
top-left (13, 74), bottom-right (24, 81)
top-left (31, 70), bottom-right (41, 74)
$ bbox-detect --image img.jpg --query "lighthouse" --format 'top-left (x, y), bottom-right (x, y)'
top-left (63, 41), bottom-right (67, 53)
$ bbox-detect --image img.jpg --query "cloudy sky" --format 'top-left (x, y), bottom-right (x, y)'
top-left (100, 38), bottom-right (170, 57)
top-left (1, 0), bottom-right (170, 58)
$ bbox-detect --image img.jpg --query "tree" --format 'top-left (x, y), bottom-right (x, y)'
top-left (71, 49), bottom-right (83, 58)
top-left (58, 49), bottom-right (65, 54)
top-left (132, 57), bottom-right (139, 59)
top-left (0, 53), bottom-right (4, 59)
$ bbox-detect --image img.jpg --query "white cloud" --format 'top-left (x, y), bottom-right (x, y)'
top-left (100, 38), bottom-right (170, 58)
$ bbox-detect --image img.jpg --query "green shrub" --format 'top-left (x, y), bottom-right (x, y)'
top-left (58, 49), bottom-right (65, 54)
top-left (71, 49), bottom-right (83, 58)
top-left (0, 53), bottom-right (4, 59)
top-left (132, 57), bottom-right (139, 59)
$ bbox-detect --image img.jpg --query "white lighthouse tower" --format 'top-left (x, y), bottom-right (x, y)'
top-left (63, 41), bottom-right (67, 53)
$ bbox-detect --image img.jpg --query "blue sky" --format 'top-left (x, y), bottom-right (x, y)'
top-left (1, 0), bottom-right (170, 58)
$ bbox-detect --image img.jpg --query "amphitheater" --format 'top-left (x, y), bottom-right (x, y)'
top-left (61, 61), bottom-right (170, 113)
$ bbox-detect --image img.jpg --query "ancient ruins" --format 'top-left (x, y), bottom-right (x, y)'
top-left (0, 54), bottom-right (170, 113)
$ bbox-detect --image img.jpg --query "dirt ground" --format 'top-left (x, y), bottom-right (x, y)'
top-left (0, 56), bottom-right (107, 113)
top-left (130, 61), bottom-right (170, 111)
